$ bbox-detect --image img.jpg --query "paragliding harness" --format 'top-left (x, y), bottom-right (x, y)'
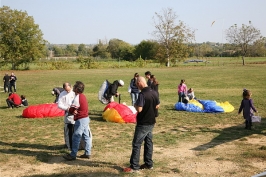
top-left (98, 80), bottom-right (111, 104)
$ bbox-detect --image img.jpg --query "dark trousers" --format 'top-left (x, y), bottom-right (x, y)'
top-left (130, 124), bottom-right (154, 170)
top-left (9, 83), bottom-right (16, 92)
top-left (4, 83), bottom-right (10, 92)
top-left (6, 99), bottom-right (19, 108)
top-left (67, 124), bottom-right (74, 150)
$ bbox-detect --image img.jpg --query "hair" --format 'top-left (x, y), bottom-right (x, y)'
top-left (74, 81), bottom-right (84, 93)
top-left (243, 89), bottom-right (251, 99)
top-left (150, 75), bottom-right (159, 85)
top-left (188, 88), bottom-right (193, 92)
top-left (134, 73), bottom-right (139, 77)
top-left (21, 95), bottom-right (26, 100)
top-left (63, 82), bottom-right (71, 88)
top-left (180, 79), bottom-right (185, 85)
top-left (145, 71), bottom-right (151, 76)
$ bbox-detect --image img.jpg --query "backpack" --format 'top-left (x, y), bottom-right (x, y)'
top-left (98, 80), bottom-right (111, 104)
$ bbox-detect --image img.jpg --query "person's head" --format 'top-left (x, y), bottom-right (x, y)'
top-left (136, 76), bottom-right (148, 90)
top-left (63, 82), bottom-right (72, 93)
top-left (21, 95), bottom-right (26, 100)
top-left (243, 89), bottom-right (252, 99)
top-left (145, 71), bottom-right (151, 79)
top-left (118, 80), bottom-right (124, 87)
top-left (188, 88), bottom-right (193, 93)
top-left (11, 72), bottom-right (14, 76)
top-left (5, 73), bottom-right (8, 76)
top-left (150, 75), bottom-right (159, 85)
top-left (134, 73), bottom-right (139, 78)
top-left (9, 93), bottom-right (13, 96)
top-left (73, 81), bottom-right (85, 94)
top-left (180, 79), bottom-right (185, 85)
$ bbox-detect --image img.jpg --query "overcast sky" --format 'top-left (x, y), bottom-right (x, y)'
top-left (1, 0), bottom-right (266, 45)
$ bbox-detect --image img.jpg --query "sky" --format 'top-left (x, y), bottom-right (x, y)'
top-left (1, 0), bottom-right (266, 45)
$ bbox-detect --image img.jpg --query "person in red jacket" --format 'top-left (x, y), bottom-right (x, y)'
top-left (6, 92), bottom-right (22, 109)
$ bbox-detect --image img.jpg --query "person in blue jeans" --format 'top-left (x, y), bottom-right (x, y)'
top-left (63, 81), bottom-right (92, 160)
top-left (129, 73), bottom-right (139, 106)
top-left (124, 76), bottom-right (160, 173)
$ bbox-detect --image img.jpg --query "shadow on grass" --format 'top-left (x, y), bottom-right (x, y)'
top-left (0, 141), bottom-right (123, 173)
top-left (90, 109), bottom-right (105, 122)
top-left (191, 118), bottom-right (266, 151)
top-left (23, 171), bottom-right (123, 177)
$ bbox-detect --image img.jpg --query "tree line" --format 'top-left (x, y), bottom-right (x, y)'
top-left (1, 6), bottom-right (265, 70)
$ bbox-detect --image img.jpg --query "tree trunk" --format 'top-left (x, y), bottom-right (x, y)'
top-left (242, 56), bottom-right (245, 65)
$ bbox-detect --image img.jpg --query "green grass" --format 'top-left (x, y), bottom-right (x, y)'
top-left (0, 62), bottom-right (266, 177)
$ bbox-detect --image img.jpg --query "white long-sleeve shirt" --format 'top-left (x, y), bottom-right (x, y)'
top-left (58, 90), bottom-right (75, 124)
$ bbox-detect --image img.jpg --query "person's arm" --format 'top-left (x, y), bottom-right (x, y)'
top-left (238, 100), bottom-right (244, 114)
top-left (249, 99), bottom-right (257, 112)
top-left (134, 93), bottom-right (144, 112)
top-left (57, 92), bottom-right (68, 111)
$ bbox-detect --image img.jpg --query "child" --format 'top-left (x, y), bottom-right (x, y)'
top-left (178, 79), bottom-right (187, 103)
top-left (187, 88), bottom-right (196, 100)
top-left (21, 95), bottom-right (28, 106)
top-left (238, 89), bottom-right (258, 130)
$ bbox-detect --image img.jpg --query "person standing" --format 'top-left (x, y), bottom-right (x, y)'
top-left (124, 76), bottom-right (160, 173)
top-left (3, 73), bottom-right (10, 93)
top-left (58, 82), bottom-right (75, 150)
top-left (178, 79), bottom-right (187, 103)
top-left (144, 71), bottom-right (152, 86)
top-left (129, 73), bottom-right (140, 106)
top-left (63, 81), bottom-right (92, 160)
top-left (9, 72), bottom-right (17, 93)
top-left (238, 89), bottom-right (258, 130)
top-left (150, 75), bottom-right (160, 117)
top-left (6, 92), bottom-right (22, 109)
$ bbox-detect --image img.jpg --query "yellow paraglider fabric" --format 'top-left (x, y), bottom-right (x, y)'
top-left (189, 99), bottom-right (204, 109)
top-left (102, 108), bottom-right (125, 123)
top-left (216, 101), bottom-right (235, 113)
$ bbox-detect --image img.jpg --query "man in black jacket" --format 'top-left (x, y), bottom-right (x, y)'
top-left (104, 80), bottom-right (124, 103)
top-left (124, 76), bottom-right (160, 173)
top-left (3, 73), bottom-right (10, 93)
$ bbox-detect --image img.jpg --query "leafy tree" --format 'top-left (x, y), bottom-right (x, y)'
top-left (152, 8), bottom-right (195, 66)
top-left (107, 38), bottom-right (124, 59)
top-left (0, 6), bottom-right (46, 69)
top-left (134, 40), bottom-right (159, 60)
top-left (226, 21), bottom-right (264, 65)
top-left (92, 40), bottom-right (110, 58)
top-left (65, 44), bottom-right (78, 57)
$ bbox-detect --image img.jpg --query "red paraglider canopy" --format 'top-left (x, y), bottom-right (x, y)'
top-left (22, 103), bottom-right (64, 118)
top-left (102, 102), bottom-right (136, 123)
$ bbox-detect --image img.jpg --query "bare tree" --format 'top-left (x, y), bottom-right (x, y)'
top-left (226, 21), bottom-right (264, 65)
top-left (152, 8), bottom-right (195, 67)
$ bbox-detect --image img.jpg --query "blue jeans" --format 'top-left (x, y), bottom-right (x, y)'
top-left (70, 117), bottom-right (92, 157)
top-left (178, 92), bottom-right (185, 102)
top-left (130, 124), bottom-right (154, 170)
top-left (130, 92), bottom-right (139, 106)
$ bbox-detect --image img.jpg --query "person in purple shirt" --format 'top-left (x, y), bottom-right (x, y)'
top-left (238, 89), bottom-right (258, 130)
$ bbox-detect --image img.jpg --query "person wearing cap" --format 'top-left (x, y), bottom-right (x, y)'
top-left (104, 80), bottom-right (124, 103)
top-left (51, 87), bottom-right (64, 103)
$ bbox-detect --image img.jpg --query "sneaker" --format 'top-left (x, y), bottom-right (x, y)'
top-left (79, 154), bottom-right (90, 159)
top-left (63, 154), bottom-right (76, 161)
top-left (140, 164), bottom-right (153, 170)
top-left (123, 167), bottom-right (139, 173)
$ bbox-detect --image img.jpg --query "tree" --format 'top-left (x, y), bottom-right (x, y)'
top-left (0, 6), bottom-right (46, 69)
top-left (226, 21), bottom-right (264, 65)
top-left (134, 40), bottom-right (159, 60)
top-left (152, 8), bottom-right (195, 66)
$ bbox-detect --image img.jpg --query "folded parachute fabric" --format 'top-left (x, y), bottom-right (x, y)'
top-left (175, 99), bottom-right (234, 113)
top-left (22, 103), bottom-right (65, 118)
top-left (102, 102), bottom-right (136, 123)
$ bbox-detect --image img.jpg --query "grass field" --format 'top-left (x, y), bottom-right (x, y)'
top-left (0, 62), bottom-right (266, 177)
